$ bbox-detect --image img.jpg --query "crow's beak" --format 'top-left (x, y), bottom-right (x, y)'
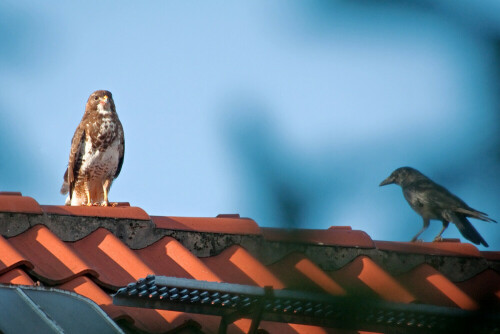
top-left (379, 177), bottom-right (394, 186)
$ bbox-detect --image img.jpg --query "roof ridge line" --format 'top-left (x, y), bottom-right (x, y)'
top-left (1, 211), bottom-right (499, 282)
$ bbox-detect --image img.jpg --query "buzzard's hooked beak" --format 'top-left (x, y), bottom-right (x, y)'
top-left (379, 176), bottom-right (394, 186)
top-left (100, 95), bottom-right (109, 105)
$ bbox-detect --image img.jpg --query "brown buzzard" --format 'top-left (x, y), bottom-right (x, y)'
top-left (61, 90), bottom-right (124, 206)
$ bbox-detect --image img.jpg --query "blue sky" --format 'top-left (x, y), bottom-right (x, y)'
top-left (1, 1), bottom-right (499, 249)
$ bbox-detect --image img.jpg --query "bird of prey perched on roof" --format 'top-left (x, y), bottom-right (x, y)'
top-left (379, 167), bottom-right (496, 247)
top-left (61, 90), bottom-right (124, 206)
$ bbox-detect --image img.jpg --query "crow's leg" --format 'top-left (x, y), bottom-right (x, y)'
top-left (411, 218), bottom-right (429, 242)
top-left (433, 220), bottom-right (449, 242)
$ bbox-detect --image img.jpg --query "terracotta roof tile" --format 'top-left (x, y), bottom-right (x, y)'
top-left (0, 193), bottom-right (42, 214)
top-left (120, 307), bottom-right (174, 333)
top-left (481, 251), bottom-right (500, 261)
top-left (0, 235), bottom-right (33, 275)
top-left (42, 204), bottom-right (150, 220)
top-left (70, 228), bottom-right (155, 288)
top-left (58, 276), bottom-right (131, 321)
top-left (329, 256), bottom-right (416, 303)
top-left (456, 269), bottom-right (500, 308)
top-left (262, 227), bottom-right (375, 248)
top-left (8, 225), bottom-right (97, 284)
top-left (268, 252), bottom-right (346, 295)
top-left (202, 245), bottom-right (285, 288)
top-left (374, 240), bottom-right (482, 257)
top-left (0, 268), bottom-right (35, 285)
top-left (136, 236), bottom-right (220, 282)
top-left (127, 307), bottom-right (223, 333)
top-left (397, 264), bottom-right (478, 310)
top-left (229, 319), bottom-right (335, 334)
top-left (265, 322), bottom-right (338, 334)
top-left (152, 216), bottom-right (261, 235)
top-left (0, 192), bottom-right (23, 196)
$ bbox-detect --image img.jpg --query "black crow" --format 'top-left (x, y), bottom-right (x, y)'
top-left (380, 167), bottom-right (496, 247)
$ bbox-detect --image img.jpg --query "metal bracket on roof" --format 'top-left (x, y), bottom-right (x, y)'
top-left (113, 275), bottom-right (500, 334)
top-left (217, 286), bottom-right (273, 334)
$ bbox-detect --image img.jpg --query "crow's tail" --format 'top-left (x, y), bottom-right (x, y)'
top-left (449, 212), bottom-right (489, 247)
top-left (455, 207), bottom-right (497, 223)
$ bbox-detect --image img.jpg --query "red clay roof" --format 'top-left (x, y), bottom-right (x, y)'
top-left (0, 192), bottom-right (499, 333)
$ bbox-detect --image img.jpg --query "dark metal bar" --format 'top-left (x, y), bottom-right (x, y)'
top-left (248, 286), bottom-right (273, 334)
top-left (217, 316), bottom-right (228, 334)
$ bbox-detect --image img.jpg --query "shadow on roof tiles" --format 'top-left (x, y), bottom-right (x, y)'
top-left (0, 268), bottom-right (35, 285)
top-left (202, 244), bottom-right (285, 289)
top-left (135, 236), bottom-right (221, 282)
top-left (8, 225), bottom-right (97, 284)
top-left (267, 252), bottom-right (346, 295)
top-left (0, 234), bottom-right (33, 275)
top-left (70, 228), bottom-right (155, 289)
top-left (328, 256), bottom-right (415, 304)
top-left (397, 263), bottom-right (478, 310)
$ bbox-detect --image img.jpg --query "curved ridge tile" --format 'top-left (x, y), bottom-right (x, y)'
top-left (0, 192), bottom-right (22, 196)
top-left (0, 194), bottom-right (42, 214)
top-left (135, 236), bottom-right (220, 282)
top-left (7, 225), bottom-right (97, 284)
top-left (202, 245), bottom-right (285, 288)
top-left (480, 251), bottom-right (500, 261)
top-left (0, 235), bottom-right (34, 274)
top-left (262, 227), bottom-right (375, 248)
top-left (0, 268), bottom-right (35, 285)
top-left (152, 216), bottom-right (261, 235)
top-left (456, 269), bottom-right (500, 309)
top-left (397, 264), bottom-right (478, 310)
top-left (374, 241), bottom-right (482, 258)
top-left (42, 205), bottom-right (150, 220)
top-left (329, 255), bottom-right (415, 303)
top-left (71, 228), bottom-right (155, 289)
top-left (268, 252), bottom-right (346, 295)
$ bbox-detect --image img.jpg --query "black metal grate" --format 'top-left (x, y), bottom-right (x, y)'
top-left (113, 275), bottom-right (500, 334)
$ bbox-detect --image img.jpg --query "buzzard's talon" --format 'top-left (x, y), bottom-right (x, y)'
top-left (101, 202), bottom-right (109, 207)
top-left (111, 202), bottom-right (118, 207)
top-left (433, 236), bottom-right (444, 242)
top-left (86, 202), bottom-right (93, 206)
top-left (92, 202), bottom-right (100, 206)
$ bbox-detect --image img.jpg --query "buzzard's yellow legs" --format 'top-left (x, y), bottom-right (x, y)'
top-left (102, 180), bottom-right (110, 207)
top-left (85, 186), bottom-right (92, 206)
top-left (102, 179), bottom-right (117, 207)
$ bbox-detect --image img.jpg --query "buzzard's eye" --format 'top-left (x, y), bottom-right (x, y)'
top-left (94, 96), bottom-right (99, 101)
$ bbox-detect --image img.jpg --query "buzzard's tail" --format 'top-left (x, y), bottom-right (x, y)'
top-left (60, 182), bottom-right (69, 195)
top-left (60, 168), bottom-right (69, 195)
top-left (449, 212), bottom-right (489, 247)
